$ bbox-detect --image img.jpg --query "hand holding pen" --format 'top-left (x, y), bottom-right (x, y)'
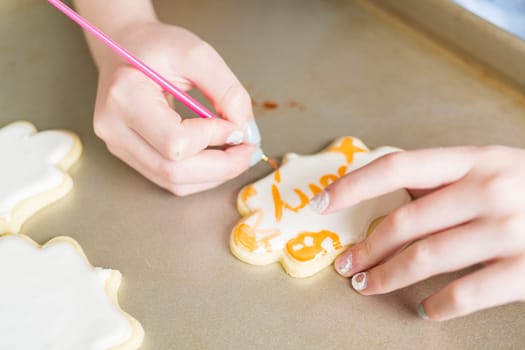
top-left (55, 0), bottom-right (269, 195)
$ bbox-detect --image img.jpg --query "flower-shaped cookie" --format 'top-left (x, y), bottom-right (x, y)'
top-left (230, 137), bottom-right (411, 278)
top-left (0, 121), bottom-right (81, 233)
top-left (0, 234), bottom-right (144, 349)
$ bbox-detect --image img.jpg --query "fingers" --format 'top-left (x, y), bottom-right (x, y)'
top-left (167, 146), bottom-right (259, 184)
top-left (319, 144), bottom-right (525, 321)
top-left (100, 120), bottom-right (259, 196)
top-left (322, 148), bottom-right (476, 214)
top-left (167, 180), bottom-right (225, 197)
top-left (184, 42), bottom-right (255, 127)
top-left (130, 107), bottom-right (247, 161)
top-left (334, 179), bottom-right (481, 277)
top-left (421, 256), bottom-right (525, 321)
top-left (109, 69), bottom-right (247, 161)
top-left (346, 219), bottom-right (509, 295)
top-left (92, 26), bottom-right (263, 197)
top-left (102, 121), bottom-right (176, 191)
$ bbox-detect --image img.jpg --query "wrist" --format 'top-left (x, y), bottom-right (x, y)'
top-left (73, 0), bottom-right (159, 69)
top-left (73, 0), bottom-right (157, 33)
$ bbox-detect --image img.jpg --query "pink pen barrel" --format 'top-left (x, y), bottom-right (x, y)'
top-left (47, 0), bottom-right (217, 119)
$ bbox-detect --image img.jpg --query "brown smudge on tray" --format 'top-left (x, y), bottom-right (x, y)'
top-left (263, 101), bottom-right (279, 109)
top-left (288, 100), bottom-right (306, 112)
top-left (250, 95), bottom-right (306, 115)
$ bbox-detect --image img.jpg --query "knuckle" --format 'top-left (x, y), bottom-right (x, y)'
top-left (105, 142), bottom-right (119, 157)
top-left (222, 83), bottom-right (250, 110)
top-left (499, 216), bottom-right (525, 246)
top-left (187, 40), bottom-right (217, 63)
top-left (379, 151), bottom-right (405, 175)
top-left (167, 168), bottom-right (184, 185)
top-left (478, 145), bottom-right (505, 158)
top-left (387, 205), bottom-right (412, 234)
top-left (447, 283), bottom-right (472, 314)
top-left (105, 68), bottom-right (149, 109)
top-left (406, 242), bottom-right (433, 270)
top-left (481, 173), bottom-right (511, 203)
top-left (517, 255), bottom-right (525, 269)
top-left (159, 162), bottom-right (183, 185)
top-left (109, 65), bottom-right (131, 81)
top-left (361, 239), bottom-right (374, 259)
top-left (105, 71), bottom-right (130, 103)
top-left (93, 119), bottom-right (110, 140)
top-left (164, 135), bottom-right (187, 161)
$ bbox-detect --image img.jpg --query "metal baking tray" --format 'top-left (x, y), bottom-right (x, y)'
top-left (1, 0), bottom-right (525, 348)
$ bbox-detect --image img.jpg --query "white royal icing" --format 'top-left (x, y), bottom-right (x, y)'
top-left (0, 235), bottom-right (133, 349)
top-left (0, 122), bottom-right (74, 219)
top-left (232, 137), bottom-right (411, 276)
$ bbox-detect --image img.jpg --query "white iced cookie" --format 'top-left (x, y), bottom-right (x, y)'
top-left (0, 234), bottom-right (144, 350)
top-left (230, 137), bottom-right (411, 278)
top-left (0, 121), bottom-right (82, 234)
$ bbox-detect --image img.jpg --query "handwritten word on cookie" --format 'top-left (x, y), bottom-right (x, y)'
top-left (230, 137), bottom-right (411, 278)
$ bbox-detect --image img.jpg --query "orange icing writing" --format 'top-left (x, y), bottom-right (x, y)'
top-left (272, 184), bottom-right (309, 222)
top-left (271, 165), bottom-right (349, 221)
top-left (328, 137), bottom-right (366, 163)
top-left (286, 231), bottom-right (342, 262)
top-left (320, 174), bottom-right (338, 188)
top-left (233, 209), bottom-right (280, 252)
top-left (240, 185), bottom-right (257, 203)
top-left (309, 184), bottom-right (323, 196)
top-left (338, 165), bottom-right (347, 177)
top-left (274, 169), bottom-right (281, 183)
top-left (234, 223), bottom-right (258, 251)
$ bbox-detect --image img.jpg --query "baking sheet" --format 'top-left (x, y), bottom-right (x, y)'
top-left (373, 0), bottom-right (525, 91)
top-left (1, 0), bottom-right (525, 348)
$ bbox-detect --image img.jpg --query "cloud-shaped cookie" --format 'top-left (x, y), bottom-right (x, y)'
top-left (230, 137), bottom-right (411, 278)
top-left (0, 121), bottom-right (82, 233)
top-left (0, 234), bottom-right (144, 349)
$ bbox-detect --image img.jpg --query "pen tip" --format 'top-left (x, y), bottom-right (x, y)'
top-left (262, 153), bottom-right (279, 169)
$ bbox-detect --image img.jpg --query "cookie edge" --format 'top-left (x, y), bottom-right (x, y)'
top-left (0, 233), bottom-right (145, 350)
top-left (0, 121), bottom-right (83, 234)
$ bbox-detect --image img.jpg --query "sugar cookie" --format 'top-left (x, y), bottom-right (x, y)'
top-left (0, 234), bottom-right (144, 349)
top-left (0, 121), bottom-right (82, 233)
top-left (230, 137), bottom-right (411, 278)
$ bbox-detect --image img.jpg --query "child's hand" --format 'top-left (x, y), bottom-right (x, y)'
top-left (92, 21), bottom-right (260, 195)
top-left (311, 146), bottom-right (525, 320)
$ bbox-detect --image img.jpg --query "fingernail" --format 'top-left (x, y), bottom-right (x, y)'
top-left (246, 120), bottom-right (261, 145)
top-left (251, 148), bottom-right (263, 166)
top-left (417, 304), bottom-right (429, 320)
top-left (335, 252), bottom-right (353, 275)
top-left (309, 190), bottom-right (330, 214)
top-left (226, 130), bottom-right (244, 145)
top-left (351, 272), bottom-right (368, 291)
